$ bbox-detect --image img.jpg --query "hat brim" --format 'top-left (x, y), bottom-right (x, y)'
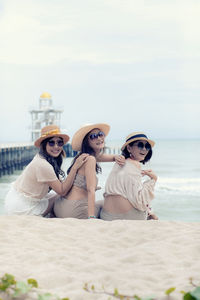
top-left (34, 133), bottom-right (70, 148)
top-left (121, 137), bottom-right (155, 151)
top-left (71, 123), bottom-right (110, 151)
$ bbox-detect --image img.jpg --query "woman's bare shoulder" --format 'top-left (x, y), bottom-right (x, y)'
top-left (78, 155), bottom-right (96, 174)
top-left (86, 155), bottom-right (96, 164)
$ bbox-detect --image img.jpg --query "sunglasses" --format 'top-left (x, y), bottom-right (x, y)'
top-left (48, 140), bottom-right (64, 147)
top-left (134, 141), bottom-right (151, 151)
top-left (89, 131), bottom-right (105, 140)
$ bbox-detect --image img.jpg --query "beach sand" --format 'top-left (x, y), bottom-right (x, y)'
top-left (0, 216), bottom-right (199, 299)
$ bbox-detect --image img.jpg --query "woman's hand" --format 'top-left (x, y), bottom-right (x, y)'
top-left (73, 154), bottom-right (89, 171)
top-left (115, 155), bottom-right (125, 166)
top-left (49, 154), bottom-right (89, 196)
top-left (141, 169), bottom-right (157, 181)
top-left (148, 213), bottom-right (159, 220)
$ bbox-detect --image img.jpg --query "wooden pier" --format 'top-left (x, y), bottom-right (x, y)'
top-left (0, 143), bottom-right (120, 178)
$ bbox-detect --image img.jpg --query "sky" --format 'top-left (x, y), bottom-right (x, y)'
top-left (0, 0), bottom-right (200, 143)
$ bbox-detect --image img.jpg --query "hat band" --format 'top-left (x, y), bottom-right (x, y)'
top-left (41, 129), bottom-right (60, 137)
top-left (126, 134), bottom-right (147, 142)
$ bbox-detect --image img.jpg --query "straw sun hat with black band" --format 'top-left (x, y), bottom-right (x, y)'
top-left (121, 132), bottom-right (155, 151)
top-left (71, 123), bottom-right (110, 151)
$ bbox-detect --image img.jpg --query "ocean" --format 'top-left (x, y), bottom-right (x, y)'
top-left (0, 139), bottom-right (199, 221)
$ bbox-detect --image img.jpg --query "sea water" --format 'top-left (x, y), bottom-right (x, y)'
top-left (0, 140), bottom-right (199, 221)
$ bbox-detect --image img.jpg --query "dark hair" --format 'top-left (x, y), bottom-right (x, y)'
top-left (121, 140), bottom-right (152, 164)
top-left (39, 137), bottom-right (65, 180)
top-left (67, 132), bottom-right (102, 175)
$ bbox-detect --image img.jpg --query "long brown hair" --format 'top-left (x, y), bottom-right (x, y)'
top-left (67, 132), bottom-right (102, 174)
top-left (39, 137), bottom-right (65, 180)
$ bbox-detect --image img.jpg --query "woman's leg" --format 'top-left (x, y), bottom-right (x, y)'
top-left (42, 194), bottom-right (60, 217)
top-left (95, 199), bottom-right (104, 218)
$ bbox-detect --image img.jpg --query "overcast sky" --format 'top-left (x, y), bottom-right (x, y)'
top-left (0, 0), bottom-right (200, 143)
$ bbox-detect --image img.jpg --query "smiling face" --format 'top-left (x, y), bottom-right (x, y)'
top-left (88, 128), bottom-right (105, 153)
top-left (46, 137), bottom-right (64, 158)
top-left (127, 140), bottom-right (151, 162)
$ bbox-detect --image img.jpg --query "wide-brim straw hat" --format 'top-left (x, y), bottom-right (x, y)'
top-left (71, 123), bottom-right (110, 151)
top-left (34, 125), bottom-right (70, 148)
top-left (121, 132), bottom-right (155, 151)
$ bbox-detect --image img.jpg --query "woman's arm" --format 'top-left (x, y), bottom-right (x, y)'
top-left (97, 153), bottom-right (125, 166)
top-left (126, 171), bottom-right (156, 211)
top-left (141, 169), bottom-right (157, 181)
top-left (48, 153), bottom-right (88, 196)
top-left (84, 156), bottom-right (97, 217)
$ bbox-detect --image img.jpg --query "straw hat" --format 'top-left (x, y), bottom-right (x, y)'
top-left (71, 123), bottom-right (110, 151)
top-left (121, 132), bottom-right (155, 151)
top-left (34, 125), bottom-right (70, 148)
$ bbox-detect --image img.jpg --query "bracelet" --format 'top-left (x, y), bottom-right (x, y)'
top-left (88, 216), bottom-right (97, 219)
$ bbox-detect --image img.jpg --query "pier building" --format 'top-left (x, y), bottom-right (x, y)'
top-left (30, 92), bottom-right (63, 142)
top-left (0, 92), bottom-right (120, 178)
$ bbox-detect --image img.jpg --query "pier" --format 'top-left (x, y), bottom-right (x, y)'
top-left (0, 93), bottom-right (121, 178)
top-left (0, 143), bottom-right (76, 178)
top-left (0, 143), bottom-right (37, 178)
top-left (0, 143), bottom-right (120, 178)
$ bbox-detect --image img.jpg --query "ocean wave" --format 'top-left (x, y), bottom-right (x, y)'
top-left (158, 177), bottom-right (200, 183)
top-left (156, 177), bottom-right (200, 196)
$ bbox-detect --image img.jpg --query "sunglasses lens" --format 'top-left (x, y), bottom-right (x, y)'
top-left (136, 142), bottom-right (151, 151)
top-left (89, 131), bottom-right (105, 140)
top-left (145, 143), bottom-right (151, 150)
top-left (48, 140), bottom-right (64, 147)
top-left (98, 131), bottom-right (105, 137)
top-left (48, 141), bottom-right (55, 147)
top-left (137, 142), bottom-right (144, 149)
top-left (89, 134), bottom-right (97, 140)
top-left (57, 140), bottom-right (64, 147)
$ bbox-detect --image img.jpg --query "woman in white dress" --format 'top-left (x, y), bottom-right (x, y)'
top-left (4, 125), bottom-right (88, 216)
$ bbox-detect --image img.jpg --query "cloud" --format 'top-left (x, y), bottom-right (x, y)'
top-left (1, 0), bottom-right (200, 65)
top-left (0, 0), bottom-right (200, 142)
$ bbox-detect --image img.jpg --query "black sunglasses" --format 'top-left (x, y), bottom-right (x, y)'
top-left (134, 141), bottom-right (151, 151)
top-left (48, 140), bottom-right (64, 147)
top-left (89, 131), bottom-right (105, 140)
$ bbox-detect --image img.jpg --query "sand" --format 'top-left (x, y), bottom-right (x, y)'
top-left (0, 216), bottom-right (199, 299)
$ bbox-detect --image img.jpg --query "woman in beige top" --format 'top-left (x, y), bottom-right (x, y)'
top-left (100, 132), bottom-right (158, 220)
top-left (54, 123), bottom-right (125, 219)
top-left (4, 125), bottom-right (88, 216)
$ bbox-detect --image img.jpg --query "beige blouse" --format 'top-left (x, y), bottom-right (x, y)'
top-left (104, 160), bottom-right (155, 211)
top-left (14, 154), bottom-right (58, 199)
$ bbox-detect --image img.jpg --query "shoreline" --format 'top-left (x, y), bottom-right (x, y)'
top-left (0, 216), bottom-right (199, 299)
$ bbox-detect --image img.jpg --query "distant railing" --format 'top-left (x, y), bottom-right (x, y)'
top-left (0, 143), bottom-right (120, 178)
top-left (64, 145), bottom-right (121, 157)
top-left (104, 146), bottom-right (121, 155)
